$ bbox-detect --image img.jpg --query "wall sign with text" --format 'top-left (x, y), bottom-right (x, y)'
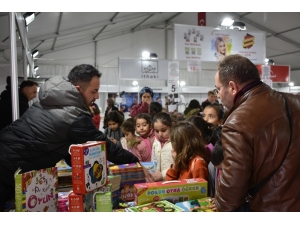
top-left (119, 58), bottom-right (170, 80)
top-left (256, 65), bottom-right (290, 83)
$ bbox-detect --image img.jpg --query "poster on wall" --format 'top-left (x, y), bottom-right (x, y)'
top-left (174, 24), bottom-right (266, 64)
top-left (119, 93), bottom-right (138, 113)
top-left (255, 65), bottom-right (290, 83)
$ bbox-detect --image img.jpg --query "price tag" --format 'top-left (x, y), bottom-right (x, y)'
top-left (187, 60), bottom-right (201, 72)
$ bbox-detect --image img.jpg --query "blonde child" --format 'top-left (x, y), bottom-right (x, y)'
top-left (120, 118), bottom-right (141, 152)
top-left (151, 112), bottom-right (174, 181)
top-left (166, 121), bottom-right (210, 181)
top-left (132, 113), bottom-right (155, 162)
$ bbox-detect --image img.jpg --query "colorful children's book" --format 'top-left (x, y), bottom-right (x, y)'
top-left (15, 167), bottom-right (58, 212)
top-left (140, 162), bottom-right (157, 173)
top-left (175, 197), bottom-right (214, 212)
top-left (95, 192), bottom-right (113, 212)
top-left (69, 141), bottom-right (107, 195)
top-left (125, 200), bottom-right (184, 212)
top-left (109, 163), bottom-right (144, 183)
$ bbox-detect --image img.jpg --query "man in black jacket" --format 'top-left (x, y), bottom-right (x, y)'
top-left (0, 64), bottom-right (152, 211)
top-left (0, 77), bottom-right (38, 131)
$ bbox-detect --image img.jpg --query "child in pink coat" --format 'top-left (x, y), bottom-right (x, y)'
top-left (131, 113), bottom-right (155, 162)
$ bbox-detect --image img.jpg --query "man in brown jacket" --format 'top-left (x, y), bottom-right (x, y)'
top-left (213, 54), bottom-right (300, 211)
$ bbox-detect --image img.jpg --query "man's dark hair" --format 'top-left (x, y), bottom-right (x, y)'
top-left (20, 80), bottom-right (38, 90)
top-left (211, 139), bottom-right (224, 167)
top-left (68, 64), bottom-right (102, 86)
top-left (218, 54), bottom-right (260, 87)
top-left (6, 76), bottom-right (11, 86)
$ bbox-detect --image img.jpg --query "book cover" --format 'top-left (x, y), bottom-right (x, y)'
top-left (95, 192), bottom-right (113, 212)
top-left (109, 162), bottom-right (144, 183)
top-left (126, 200), bottom-right (184, 212)
top-left (70, 141), bottom-right (108, 195)
top-left (140, 162), bottom-right (157, 173)
top-left (175, 197), bottom-right (214, 212)
top-left (15, 167), bottom-right (58, 212)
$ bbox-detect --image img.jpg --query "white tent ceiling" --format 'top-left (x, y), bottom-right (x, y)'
top-left (0, 12), bottom-right (300, 71)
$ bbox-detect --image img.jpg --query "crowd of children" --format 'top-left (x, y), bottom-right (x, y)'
top-left (96, 87), bottom-right (225, 197)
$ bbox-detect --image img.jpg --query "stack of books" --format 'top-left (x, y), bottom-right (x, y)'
top-left (109, 163), bottom-right (145, 202)
top-left (108, 175), bottom-right (121, 192)
top-left (55, 160), bottom-right (72, 191)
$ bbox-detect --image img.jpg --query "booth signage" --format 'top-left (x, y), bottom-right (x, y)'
top-left (119, 58), bottom-right (169, 80)
top-left (256, 65), bottom-right (290, 83)
top-left (174, 24), bottom-right (266, 63)
top-left (167, 61), bottom-right (179, 94)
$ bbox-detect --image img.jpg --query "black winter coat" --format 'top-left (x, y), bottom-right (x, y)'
top-left (0, 85), bottom-right (29, 131)
top-left (0, 76), bottom-right (139, 188)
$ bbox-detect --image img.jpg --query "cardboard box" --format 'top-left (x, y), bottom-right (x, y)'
top-left (95, 192), bottom-right (113, 212)
top-left (112, 190), bottom-right (121, 209)
top-left (68, 191), bottom-right (95, 212)
top-left (126, 200), bottom-right (184, 212)
top-left (120, 180), bottom-right (145, 202)
top-left (70, 141), bottom-right (107, 195)
top-left (134, 178), bottom-right (207, 205)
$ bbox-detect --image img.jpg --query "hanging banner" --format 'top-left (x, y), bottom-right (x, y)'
top-left (119, 58), bottom-right (169, 80)
top-left (187, 61), bottom-right (201, 72)
top-left (174, 24), bottom-right (266, 63)
top-left (256, 65), bottom-right (290, 83)
top-left (198, 12), bottom-right (206, 26)
top-left (168, 61), bottom-right (179, 94)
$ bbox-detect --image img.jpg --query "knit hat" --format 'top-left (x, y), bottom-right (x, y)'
top-left (139, 86), bottom-right (153, 98)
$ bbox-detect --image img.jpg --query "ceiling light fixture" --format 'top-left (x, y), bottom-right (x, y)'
top-left (32, 50), bottom-right (39, 58)
top-left (229, 21), bottom-right (246, 30)
top-left (265, 58), bottom-right (275, 65)
top-left (149, 53), bottom-right (158, 59)
top-left (219, 18), bottom-right (246, 30)
top-left (132, 81), bottom-right (138, 86)
top-left (142, 51), bottom-right (150, 58)
top-left (23, 12), bottom-right (35, 26)
top-left (180, 81), bottom-right (186, 87)
top-left (221, 18), bottom-right (234, 27)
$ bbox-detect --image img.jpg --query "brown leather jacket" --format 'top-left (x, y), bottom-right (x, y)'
top-left (214, 82), bottom-right (300, 211)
